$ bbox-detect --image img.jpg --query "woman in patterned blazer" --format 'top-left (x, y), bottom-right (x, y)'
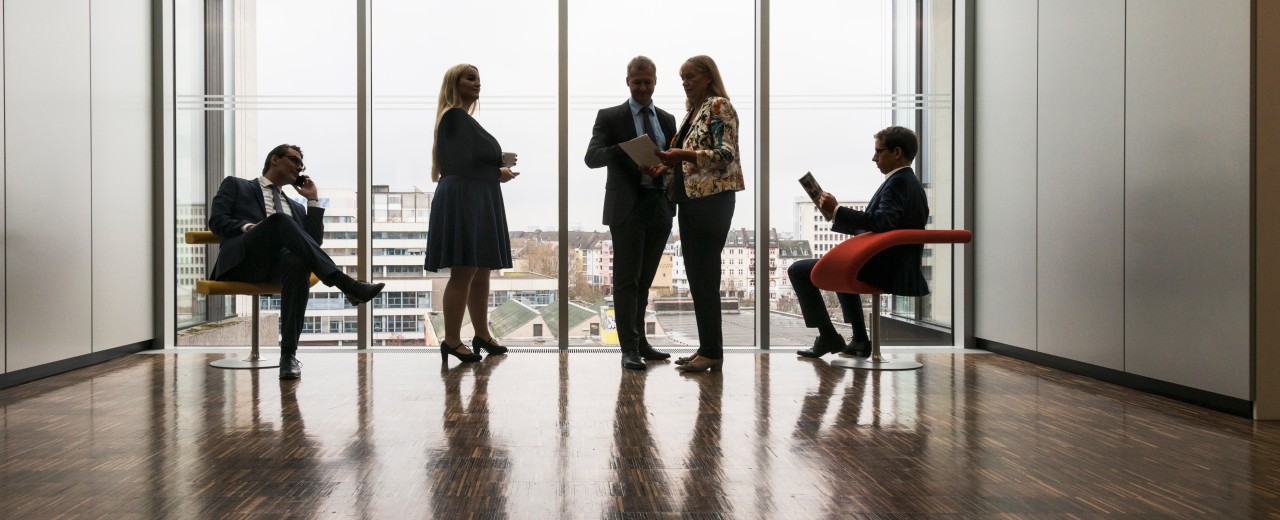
top-left (655, 55), bottom-right (745, 373)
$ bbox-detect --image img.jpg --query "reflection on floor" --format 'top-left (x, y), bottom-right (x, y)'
top-left (1, 350), bottom-right (1278, 518)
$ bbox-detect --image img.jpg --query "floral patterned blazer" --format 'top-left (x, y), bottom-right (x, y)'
top-left (666, 96), bottom-right (746, 199)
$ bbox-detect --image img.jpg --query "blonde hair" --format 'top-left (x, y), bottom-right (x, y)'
top-left (682, 55), bottom-right (729, 110)
top-left (431, 63), bottom-right (479, 182)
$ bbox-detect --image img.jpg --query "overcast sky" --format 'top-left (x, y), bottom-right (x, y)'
top-left (188, 0), bottom-right (915, 236)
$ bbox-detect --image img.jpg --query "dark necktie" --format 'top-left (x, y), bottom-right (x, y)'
top-left (639, 106), bottom-right (664, 189)
top-left (270, 185), bottom-right (284, 215)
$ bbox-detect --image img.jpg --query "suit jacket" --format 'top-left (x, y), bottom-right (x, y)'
top-left (584, 100), bottom-right (677, 226)
top-left (207, 176), bottom-right (325, 280)
top-left (665, 96), bottom-right (745, 199)
top-left (831, 167), bottom-right (930, 296)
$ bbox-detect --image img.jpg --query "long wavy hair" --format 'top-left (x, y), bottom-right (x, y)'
top-left (431, 63), bottom-right (478, 182)
top-left (682, 55), bottom-right (729, 110)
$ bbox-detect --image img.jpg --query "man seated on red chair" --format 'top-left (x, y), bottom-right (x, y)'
top-left (208, 144), bottom-right (385, 379)
top-left (791, 126), bottom-right (930, 358)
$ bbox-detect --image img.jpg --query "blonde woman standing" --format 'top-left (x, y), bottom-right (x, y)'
top-left (656, 55), bottom-right (745, 373)
top-left (426, 64), bottom-right (518, 363)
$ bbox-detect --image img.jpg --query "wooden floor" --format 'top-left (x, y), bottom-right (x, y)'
top-left (2, 349), bottom-right (1279, 519)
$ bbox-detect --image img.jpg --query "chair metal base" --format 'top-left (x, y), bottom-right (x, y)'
top-left (209, 357), bottom-right (279, 369)
top-left (830, 356), bottom-right (923, 371)
top-left (828, 296), bottom-right (923, 371)
top-left (209, 296), bottom-right (277, 370)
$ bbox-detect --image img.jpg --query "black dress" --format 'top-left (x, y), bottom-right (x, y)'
top-left (425, 108), bottom-right (513, 271)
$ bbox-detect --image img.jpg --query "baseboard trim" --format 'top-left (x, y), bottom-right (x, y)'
top-left (977, 338), bottom-right (1252, 418)
top-left (0, 340), bottom-right (155, 390)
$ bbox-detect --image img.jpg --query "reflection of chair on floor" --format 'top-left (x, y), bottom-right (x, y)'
top-left (810, 229), bottom-right (972, 371)
top-left (185, 231), bottom-right (319, 369)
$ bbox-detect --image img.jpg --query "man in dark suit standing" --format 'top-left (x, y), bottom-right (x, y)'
top-left (208, 144), bottom-right (384, 379)
top-left (585, 56), bottom-right (677, 370)
top-left (791, 126), bottom-right (930, 359)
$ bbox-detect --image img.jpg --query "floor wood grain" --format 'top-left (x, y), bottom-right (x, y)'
top-left (1, 350), bottom-right (1278, 519)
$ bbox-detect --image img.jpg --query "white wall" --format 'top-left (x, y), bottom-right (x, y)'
top-left (1036, 0), bottom-right (1125, 369)
top-left (1123, 0), bottom-right (1250, 398)
top-left (974, 0), bottom-right (1251, 399)
top-left (3, 0), bottom-right (154, 373)
top-left (974, 0), bottom-right (1037, 349)
top-left (91, 0), bottom-right (155, 350)
top-left (4, 0), bottom-right (94, 371)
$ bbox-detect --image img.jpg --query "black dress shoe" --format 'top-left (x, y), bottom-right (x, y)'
top-left (621, 352), bottom-right (647, 370)
top-left (279, 355), bottom-right (302, 379)
top-left (637, 344), bottom-right (671, 360)
top-left (845, 339), bottom-right (872, 357)
top-left (343, 280), bottom-right (385, 306)
top-left (797, 334), bottom-right (845, 358)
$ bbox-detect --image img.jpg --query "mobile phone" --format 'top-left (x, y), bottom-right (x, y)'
top-left (293, 175), bottom-right (309, 188)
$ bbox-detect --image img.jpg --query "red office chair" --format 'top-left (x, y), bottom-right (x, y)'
top-left (810, 229), bottom-right (973, 370)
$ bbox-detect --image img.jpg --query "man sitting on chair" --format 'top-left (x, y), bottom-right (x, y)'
top-left (208, 144), bottom-right (384, 379)
top-left (791, 126), bottom-right (930, 359)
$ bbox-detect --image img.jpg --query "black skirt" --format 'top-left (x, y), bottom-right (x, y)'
top-left (424, 174), bottom-right (513, 271)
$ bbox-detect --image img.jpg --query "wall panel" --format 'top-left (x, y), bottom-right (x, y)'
top-left (91, 0), bottom-right (154, 349)
top-left (4, 0), bottom-right (94, 371)
top-left (1, 3), bottom-right (6, 373)
top-left (1036, 0), bottom-right (1125, 369)
top-left (973, 0), bottom-right (1037, 349)
top-left (1124, 0), bottom-right (1250, 399)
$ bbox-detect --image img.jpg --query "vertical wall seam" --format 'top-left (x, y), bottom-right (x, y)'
top-left (1248, 0), bottom-right (1258, 407)
top-left (2, 0), bottom-right (6, 372)
top-left (87, 0), bottom-right (93, 353)
top-left (1122, 0), bottom-right (1127, 372)
top-left (1035, 0), bottom-right (1040, 351)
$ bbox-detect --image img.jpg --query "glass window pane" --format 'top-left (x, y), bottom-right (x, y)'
top-left (373, 1), bottom-right (558, 348)
top-left (918, 0), bottom-right (955, 330)
top-left (176, 0), bottom-right (356, 347)
top-left (768, 0), bottom-right (952, 346)
top-left (569, 0), bottom-right (756, 348)
top-left (174, 2), bottom-right (956, 351)
top-left (768, 2), bottom-right (895, 347)
top-left (175, 0), bottom-right (209, 330)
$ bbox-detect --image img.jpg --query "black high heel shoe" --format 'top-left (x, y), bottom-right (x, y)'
top-left (473, 336), bottom-right (508, 355)
top-left (440, 341), bottom-right (482, 363)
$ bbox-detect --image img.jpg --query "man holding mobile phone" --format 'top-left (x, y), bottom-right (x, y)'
top-left (208, 144), bottom-right (385, 379)
top-left (584, 56), bottom-right (677, 370)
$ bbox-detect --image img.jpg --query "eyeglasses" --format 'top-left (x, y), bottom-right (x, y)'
top-left (873, 148), bottom-right (890, 156)
top-left (282, 155), bottom-right (306, 171)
